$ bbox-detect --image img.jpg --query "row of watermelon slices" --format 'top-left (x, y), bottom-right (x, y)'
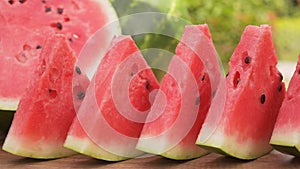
top-left (3, 22), bottom-right (300, 161)
top-left (1, 0), bottom-right (300, 161)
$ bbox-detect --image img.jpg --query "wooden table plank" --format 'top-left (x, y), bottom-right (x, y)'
top-left (1, 145), bottom-right (300, 169)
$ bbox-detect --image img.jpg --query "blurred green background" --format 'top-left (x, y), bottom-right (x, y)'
top-left (111, 0), bottom-right (300, 72)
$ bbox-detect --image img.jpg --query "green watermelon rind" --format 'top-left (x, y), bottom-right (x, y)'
top-left (196, 128), bottom-right (274, 160)
top-left (3, 135), bottom-right (76, 159)
top-left (0, 99), bottom-right (19, 111)
top-left (270, 133), bottom-right (300, 156)
top-left (160, 146), bottom-right (210, 160)
top-left (198, 144), bottom-right (272, 161)
top-left (271, 144), bottom-right (300, 157)
top-left (64, 136), bottom-right (129, 161)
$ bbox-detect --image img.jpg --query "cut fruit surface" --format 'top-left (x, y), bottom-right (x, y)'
top-left (270, 54), bottom-right (300, 156)
top-left (136, 24), bottom-right (222, 160)
top-left (2, 34), bottom-right (90, 159)
top-left (196, 25), bottom-right (285, 160)
top-left (0, 0), bottom-right (119, 110)
top-left (64, 35), bottom-right (160, 161)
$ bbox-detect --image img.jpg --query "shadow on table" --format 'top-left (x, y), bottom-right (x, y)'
top-left (7, 154), bottom-right (113, 169)
top-left (204, 155), bottom-right (248, 169)
top-left (9, 157), bottom-right (54, 164)
top-left (142, 153), bottom-right (247, 169)
top-left (281, 156), bottom-right (300, 167)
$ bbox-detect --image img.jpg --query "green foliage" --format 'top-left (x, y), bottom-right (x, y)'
top-left (273, 17), bottom-right (300, 61)
top-left (111, 0), bottom-right (297, 72)
top-left (110, 0), bottom-right (191, 81)
top-left (184, 0), bottom-right (289, 68)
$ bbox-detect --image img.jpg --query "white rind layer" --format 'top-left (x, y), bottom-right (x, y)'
top-left (137, 134), bottom-right (209, 160)
top-left (197, 126), bottom-right (273, 160)
top-left (0, 98), bottom-right (19, 111)
top-left (270, 127), bottom-right (300, 150)
top-left (64, 136), bottom-right (129, 161)
top-left (2, 135), bottom-right (76, 159)
top-left (160, 145), bottom-right (209, 160)
top-left (94, 0), bottom-right (119, 25)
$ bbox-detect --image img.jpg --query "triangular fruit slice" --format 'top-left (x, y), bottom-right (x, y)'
top-left (270, 54), bottom-right (300, 156)
top-left (2, 34), bottom-right (89, 159)
top-left (136, 24), bottom-right (222, 160)
top-left (0, 0), bottom-right (119, 111)
top-left (64, 35), bottom-right (160, 161)
top-left (196, 25), bottom-right (285, 160)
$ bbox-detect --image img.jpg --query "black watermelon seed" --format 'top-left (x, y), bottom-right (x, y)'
top-left (19, 0), bottom-right (26, 3)
top-left (77, 92), bottom-right (85, 100)
top-left (56, 22), bottom-right (63, 30)
top-left (260, 94), bottom-right (266, 104)
top-left (42, 0), bottom-right (46, 3)
top-left (195, 96), bottom-right (200, 105)
top-left (68, 38), bottom-right (73, 43)
top-left (201, 75), bottom-right (205, 81)
top-left (8, 0), bottom-right (14, 4)
top-left (75, 66), bottom-right (81, 75)
top-left (57, 8), bottom-right (63, 14)
top-left (145, 81), bottom-right (150, 90)
top-left (298, 69), bottom-right (300, 75)
top-left (279, 73), bottom-right (283, 81)
top-left (278, 85), bottom-right (282, 92)
top-left (226, 72), bottom-right (229, 77)
top-left (36, 45), bottom-right (42, 49)
top-left (45, 7), bottom-right (51, 12)
top-left (245, 56), bottom-right (251, 64)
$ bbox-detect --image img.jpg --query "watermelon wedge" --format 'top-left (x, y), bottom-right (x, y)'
top-left (196, 25), bottom-right (285, 160)
top-left (270, 54), bottom-right (300, 156)
top-left (136, 24), bottom-right (222, 160)
top-left (64, 35), bottom-right (160, 161)
top-left (2, 34), bottom-right (90, 159)
top-left (0, 0), bottom-right (119, 111)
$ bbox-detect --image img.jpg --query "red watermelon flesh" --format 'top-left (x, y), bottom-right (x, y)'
top-left (2, 34), bottom-right (90, 159)
top-left (136, 25), bottom-right (221, 160)
top-left (197, 25), bottom-right (285, 160)
top-left (64, 35), bottom-right (160, 161)
top-left (0, 0), bottom-right (119, 110)
top-left (270, 54), bottom-right (300, 156)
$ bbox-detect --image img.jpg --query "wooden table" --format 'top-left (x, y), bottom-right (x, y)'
top-left (1, 143), bottom-right (300, 169)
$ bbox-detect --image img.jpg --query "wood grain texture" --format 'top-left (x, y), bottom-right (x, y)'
top-left (1, 145), bottom-right (300, 169)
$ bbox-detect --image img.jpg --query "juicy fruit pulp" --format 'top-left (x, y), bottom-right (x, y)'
top-left (0, 0), bottom-right (118, 110)
top-left (2, 35), bottom-right (89, 159)
top-left (64, 35), bottom-right (160, 161)
top-left (197, 25), bottom-right (285, 160)
top-left (136, 24), bottom-right (221, 160)
top-left (270, 54), bottom-right (300, 156)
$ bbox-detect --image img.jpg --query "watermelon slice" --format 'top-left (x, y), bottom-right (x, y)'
top-left (0, 0), bottom-right (119, 111)
top-left (270, 54), bottom-right (300, 156)
top-left (196, 25), bottom-right (285, 160)
top-left (136, 24), bottom-right (222, 160)
top-left (64, 35), bottom-right (160, 161)
top-left (2, 34), bottom-right (90, 159)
